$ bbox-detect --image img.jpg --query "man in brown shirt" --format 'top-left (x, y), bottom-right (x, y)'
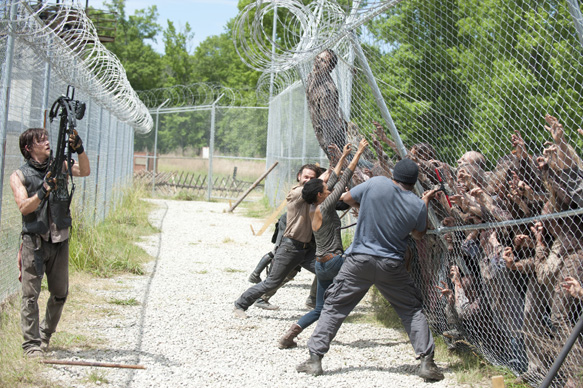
top-left (234, 164), bottom-right (321, 318)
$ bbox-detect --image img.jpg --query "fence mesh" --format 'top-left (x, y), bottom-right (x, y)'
top-left (0, 2), bottom-right (145, 305)
top-left (134, 105), bottom-right (268, 201)
top-left (247, 1), bottom-right (583, 385)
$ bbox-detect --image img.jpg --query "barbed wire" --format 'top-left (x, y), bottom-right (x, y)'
top-left (136, 83), bottom-right (243, 109)
top-left (232, 0), bottom-right (403, 74)
top-left (255, 68), bottom-right (300, 104)
top-left (0, 0), bottom-right (152, 133)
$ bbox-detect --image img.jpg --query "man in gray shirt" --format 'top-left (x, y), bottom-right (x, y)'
top-left (296, 158), bottom-right (444, 381)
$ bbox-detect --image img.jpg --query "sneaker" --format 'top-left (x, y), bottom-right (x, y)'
top-left (254, 299), bottom-right (279, 310)
top-left (233, 303), bottom-right (247, 319)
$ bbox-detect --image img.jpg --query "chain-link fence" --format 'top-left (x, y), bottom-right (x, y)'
top-left (252, 1), bottom-right (583, 386)
top-left (133, 104), bottom-right (269, 201)
top-left (0, 2), bottom-right (148, 305)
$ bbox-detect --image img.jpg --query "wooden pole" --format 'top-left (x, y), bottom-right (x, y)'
top-left (256, 198), bottom-right (287, 236)
top-left (41, 359), bottom-right (146, 369)
top-left (228, 162), bottom-right (278, 213)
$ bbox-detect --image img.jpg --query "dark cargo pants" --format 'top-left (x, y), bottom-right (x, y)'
top-left (307, 253), bottom-right (434, 357)
top-left (20, 234), bottom-right (69, 351)
top-left (235, 239), bottom-right (315, 310)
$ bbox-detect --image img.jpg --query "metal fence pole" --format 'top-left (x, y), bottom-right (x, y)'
top-left (566, 0), bottom-right (583, 49)
top-left (93, 106), bottom-right (103, 223)
top-left (350, 32), bottom-right (441, 230)
top-left (103, 114), bottom-right (112, 220)
top-left (302, 90), bottom-right (308, 165)
top-left (152, 99), bottom-right (170, 196)
top-left (207, 94), bottom-right (223, 201)
top-left (81, 99), bottom-right (91, 209)
top-left (41, 62), bottom-right (51, 123)
top-left (0, 0), bottom-right (18, 227)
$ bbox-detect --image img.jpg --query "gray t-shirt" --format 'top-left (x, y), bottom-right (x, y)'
top-left (345, 176), bottom-right (426, 260)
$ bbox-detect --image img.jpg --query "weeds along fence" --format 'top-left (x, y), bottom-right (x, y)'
top-left (240, 1), bottom-right (583, 386)
top-left (0, 2), bottom-right (151, 305)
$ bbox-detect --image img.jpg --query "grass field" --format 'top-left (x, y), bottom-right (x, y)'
top-left (156, 155), bottom-right (267, 182)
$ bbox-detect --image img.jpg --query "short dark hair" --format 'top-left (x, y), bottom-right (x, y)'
top-left (302, 178), bottom-right (324, 204)
top-left (19, 128), bottom-right (48, 160)
top-left (296, 163), bottom-right (321, 181)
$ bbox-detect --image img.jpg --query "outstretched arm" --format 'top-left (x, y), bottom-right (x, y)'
top-left (347, 138), bottom-right (369, 172)
top-left (334, 144), bottom-right (352, 178)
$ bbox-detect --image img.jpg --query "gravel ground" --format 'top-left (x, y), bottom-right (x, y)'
top-left (43, 199), bottom-right (468, 388)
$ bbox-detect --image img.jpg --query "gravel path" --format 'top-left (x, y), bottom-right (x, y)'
top-left (44, 199), bottom-right (467, 388)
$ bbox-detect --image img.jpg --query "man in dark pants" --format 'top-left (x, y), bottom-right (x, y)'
top-left (296, 158), bottom-right (444, 381)
top-left (234, 164), bottom-right (321, 318)
top-left (10, 127), bottom-right (90, 357)
top-left (248, 212), bottom-right (319, 310)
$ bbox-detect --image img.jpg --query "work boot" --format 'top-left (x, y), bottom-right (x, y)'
top-left (419, 353), bottom-right (444, 381)
top-left (233, 302), bottom-right (247, 319)
top-left (279, 323), bottom-right (303, 349)
top-left (40, 331), bottom-right (51, 352)
top-left (305, 296), bottom-right (316, 309)
top-left (254, 298), bottom-right (279, 310)
top-left (296, 352), bottom-right (323, 376)
top-left (248, 252), bottom-right (273, 283)
top-left (24, 347), bottom-right (43, 358)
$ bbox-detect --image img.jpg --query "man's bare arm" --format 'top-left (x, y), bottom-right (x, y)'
top-left (340, 191), bottom-right (359, 209)
top-left (10, 172), bottom-right (43, 216)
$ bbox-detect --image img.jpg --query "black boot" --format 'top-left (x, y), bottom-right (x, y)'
top-left (296, 352), bottom-right (323, 376)
top-left (419, 353), bottom-right (444, 381)
top-left (248, 252), bottom-right (273, 283)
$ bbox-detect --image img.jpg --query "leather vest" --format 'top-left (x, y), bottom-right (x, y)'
top-left (19, 161), bottom-right (72, 234)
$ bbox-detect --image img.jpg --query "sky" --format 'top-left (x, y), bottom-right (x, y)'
top-left (89, 0), bottom-right (241, 53)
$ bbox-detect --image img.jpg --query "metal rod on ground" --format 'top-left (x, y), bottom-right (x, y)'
top-left (228, 162), bottom-right (278, 213)
top-left (41, 359), bottom-right (146, 369)
top-left (538, 313), bottom-right (583, 388)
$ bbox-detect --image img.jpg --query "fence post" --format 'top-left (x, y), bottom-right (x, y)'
top-left (81, 99), bottom-right (91, 210)
top-left (566, 0), bottom-right (583, 49)
top-left (152, 98), bottom-right (170, 196)
top-left (350, 32), bottom-right (442, 230)
top-left (302, 91), bottom-right (308, 165)
top-left (41, 61), bottom-right (51, 124)
top-left (93, 105), bottom-right (103, 223)
top-left (0, 0), bottom-right (18, 228)
top-left (103, 114), bottom-right (112, 221)
top-left (207, 94), bottom-right (224, 201)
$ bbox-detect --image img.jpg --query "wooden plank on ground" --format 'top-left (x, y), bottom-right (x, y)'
top-left (491, 376), bottom-right (505, 388)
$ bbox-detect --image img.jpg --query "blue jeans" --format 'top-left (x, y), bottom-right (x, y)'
top-left (297, 254), bottom-right (344, 329)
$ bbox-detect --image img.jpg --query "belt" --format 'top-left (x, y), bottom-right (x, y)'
top-left (282, 237), bottom-right (311, 249)
top-left (316, 253), bottom-right (336, 263)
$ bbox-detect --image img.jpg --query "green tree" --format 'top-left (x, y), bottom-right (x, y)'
top-left (162, 21), bottom-right (195, 86)
top-left (102, 0), bottom-right (163, 91)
